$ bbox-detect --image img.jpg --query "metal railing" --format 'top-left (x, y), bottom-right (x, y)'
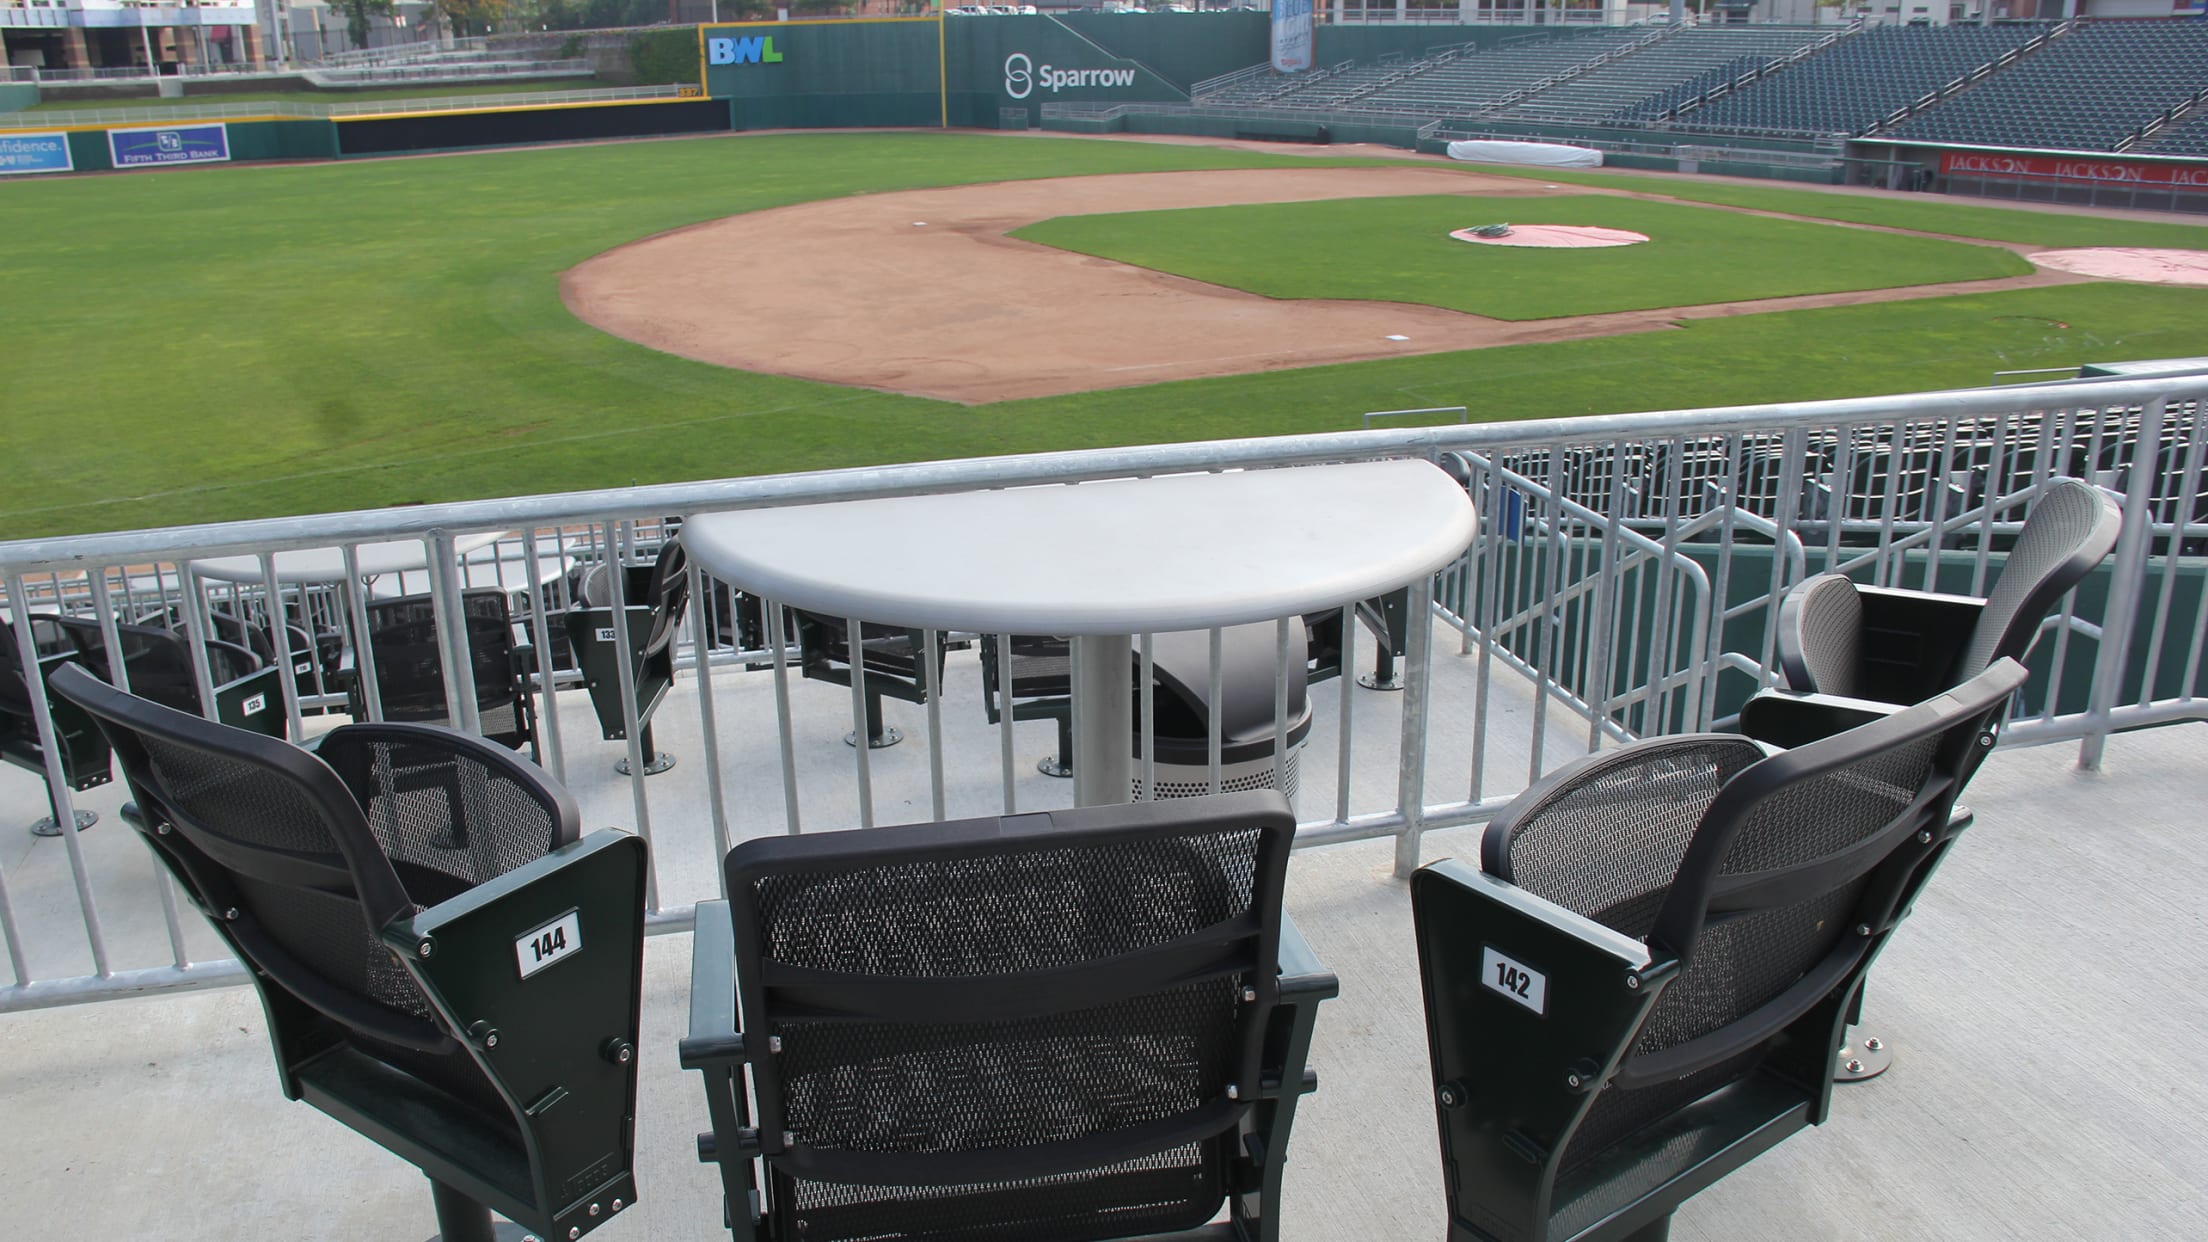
top-left (3, 374), bottom-right (2204, 1014)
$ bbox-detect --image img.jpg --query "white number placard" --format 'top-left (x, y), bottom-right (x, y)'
top-left (596, 627), bottom-right (617, 642)
top-left (516, 909), bottom-right (583, 980)
top-left (241, 693), bottom-right (267, 717)
top-left (1481, 946), bottom-right (1548, 1016)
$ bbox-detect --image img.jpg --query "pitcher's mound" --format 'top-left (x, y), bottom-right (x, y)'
top-left (1451, 224), bottom-right (1650, 248)
top-left (2029, 247), bottom-right (2208, 286)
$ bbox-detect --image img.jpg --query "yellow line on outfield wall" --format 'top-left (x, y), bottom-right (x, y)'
top-left (939, 14), bottom-right (948, 129)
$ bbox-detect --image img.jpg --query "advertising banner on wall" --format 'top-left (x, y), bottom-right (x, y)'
top-left (108, 123), bottom-right (232, 170)
top-left (1271, 0), bottom-right (1313, 74)
top-left (1940, 150), bottom-right (2208, 187)
top-left (0, 132), bottom-right (73, 176)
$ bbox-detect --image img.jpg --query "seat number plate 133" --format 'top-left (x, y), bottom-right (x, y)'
top-left (516, 909), bottom-right (583, 980)
top-left (1480, 946), bottom-right (1547, 1016)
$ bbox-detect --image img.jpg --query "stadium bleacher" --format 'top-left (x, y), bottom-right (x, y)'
top-left (2137, 104), bottom-right (2208, 157)
top-left (1492, 25), bottom-right (1831, 125)
top-left (1881, 19), bottom-right (2208, 152)
top-left (1673, 23), bottom-right (2049, 138)
top-left (1353, 28), bottom-right (1647, 115)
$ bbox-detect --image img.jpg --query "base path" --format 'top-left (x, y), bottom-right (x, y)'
top-left (563, 165), bottom-right (2077, 405)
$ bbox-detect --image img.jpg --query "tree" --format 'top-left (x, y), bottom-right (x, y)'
top-left (435, 0), bottom-right (513, 39)
top-left (329, 0), bottom-right (394, 52)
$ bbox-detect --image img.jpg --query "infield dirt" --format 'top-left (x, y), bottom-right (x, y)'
top-left (562, 164), bottom-right (2081, 404)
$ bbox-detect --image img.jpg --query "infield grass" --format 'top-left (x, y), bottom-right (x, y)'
top-left (1010, 194), bottom-right (2030, 319)
top-left (4, 132), bottom-right (2207, 539)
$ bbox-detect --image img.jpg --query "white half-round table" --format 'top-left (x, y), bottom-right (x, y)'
top-left (189, 532), bottom-right (508, 586)
top-left (682, 458), bottom-right (1478, 806)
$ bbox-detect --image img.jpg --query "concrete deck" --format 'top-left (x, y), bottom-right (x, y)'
top-left (1, 640), bottom-right (2202, 1239)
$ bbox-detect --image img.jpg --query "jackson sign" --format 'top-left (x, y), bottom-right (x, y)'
top-left (1942, 151), bottom-right (2208, 187)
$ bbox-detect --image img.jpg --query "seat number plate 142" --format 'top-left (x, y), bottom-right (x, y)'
top-left (1480, 946), bottom-right (1547, 1016)
top-left (516, 909), bottom-right (583, 980)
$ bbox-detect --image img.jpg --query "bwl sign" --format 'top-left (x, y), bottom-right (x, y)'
top-left (109, 124), bottom-right (231, 169)
top-left (1941, 151), bottom-right (2208, 187)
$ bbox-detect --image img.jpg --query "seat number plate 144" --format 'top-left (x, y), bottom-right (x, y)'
top-left (516, 909), bottom-right (583, 980)
top-left (1480, 946), bottom-right (1547, 1016)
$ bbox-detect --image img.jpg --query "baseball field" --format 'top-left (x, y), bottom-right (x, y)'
top-left (6, 129), bottom-right (2208, 539)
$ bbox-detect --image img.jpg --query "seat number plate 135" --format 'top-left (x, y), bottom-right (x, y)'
top-left (516, 909), bottom-right (583, 980)
top-left (1480, 946), bottom-right (1547, 1016)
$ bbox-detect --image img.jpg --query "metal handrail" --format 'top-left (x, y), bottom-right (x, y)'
top-left (5, 373), bottom-right (2204, 1013)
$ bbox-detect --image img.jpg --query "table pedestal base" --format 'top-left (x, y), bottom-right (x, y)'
top-left (1070, 634), bottom-right (1133, 807)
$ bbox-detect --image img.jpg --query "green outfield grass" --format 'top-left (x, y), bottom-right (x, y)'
top-left (26, 81), bottom-right (607, 112)
top-left (1011, 194), bottom-right (2029, 319)
top-left (4, 131), bottom-right (2206, 539)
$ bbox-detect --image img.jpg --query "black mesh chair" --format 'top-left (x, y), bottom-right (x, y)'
top-left (1758, 476), bottom-right (2122, 729)
top-left (790, 610), bottom-right (947, 749)
top-left (682, 791), bottom-right (1335, 1242)
top-left (1414, 658), bottom-right (2026, 1242)
top-left (341, 589), bottom-right (540, 762)
top-left (978, 633), bottom-right (1074, 777)
top-left (48, 661), bottom-right (648, 1242)
top-left (1, 615), bottom-right (112, 835)
top-left (564, 536), bottom-right (689, 775)
top-left (1741, 478), bottom-right (2120, 1080)
top-left (49, 614), bottom-right (285, 738)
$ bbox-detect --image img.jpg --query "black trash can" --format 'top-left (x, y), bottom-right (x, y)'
top-left (1135, 619), bottom-right (1312, 801)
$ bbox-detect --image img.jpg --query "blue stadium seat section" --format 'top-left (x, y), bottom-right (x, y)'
top-left (1675, 23), bottom-right (2049, 138)
top-left (1882, 19), bottom-right (2208, 153)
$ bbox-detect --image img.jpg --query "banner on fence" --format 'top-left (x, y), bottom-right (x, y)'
top-left (1941, 150), bottom-right (2208, 188)
top-left (108, 123), bottom-right (231, 169)
top-left (0, 131), bottom-right (72, 176)
top-left (1271, 0), bottom-right (1313, 73)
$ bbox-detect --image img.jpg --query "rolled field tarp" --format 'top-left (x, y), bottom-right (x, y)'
top-left (1445, 140), bottom-right (1603, 169)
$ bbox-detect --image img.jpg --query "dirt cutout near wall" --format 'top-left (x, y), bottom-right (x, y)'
top-left (562, 165), bottom-right (2080, 405)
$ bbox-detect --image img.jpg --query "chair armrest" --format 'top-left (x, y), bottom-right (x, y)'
top-left (1737, 688), bottom-right (1903, 750)
top-left (1277, 911), bottom-right (1338, 1003)
top-left (680, 899), bottom-right (749, 1070)
top-left (1412, 859), bottom-right (1676, 1242)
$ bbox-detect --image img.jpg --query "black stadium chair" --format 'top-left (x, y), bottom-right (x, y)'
top-left (1414, 658), bottom-right (2027, 1242)
top-left (564, 536), bottom-right (689, 775)
top-left (790, 610), bottom-right (948, 749)
top-left (1737, 477), bottom-right (2121, 1080)
top-left (1, 615), bottom-right (113, 835)
top-left (682, 790), bottom-right (1336, 1242)
top-left (49, 661), bottom-right (648, 1242)
top-left (978, 632), bottom-right (1075, 776)
top-left (1756, 476), bottom-right (2122, 731)
top-left (340, 589), bottom-right (541, 762)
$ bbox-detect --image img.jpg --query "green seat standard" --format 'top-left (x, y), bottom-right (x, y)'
top-left (1413, 659), bottom-right (2025, 1242)
top-left (683, 790), bottom-right (1336, 1242)
top-left (50, 662), bottom-right (648, 1242)
top-left (563, 536), bottom-right (689, 776)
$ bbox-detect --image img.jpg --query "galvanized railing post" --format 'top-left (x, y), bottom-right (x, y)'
top-left (2078, 398), bottom-right (2167, 770)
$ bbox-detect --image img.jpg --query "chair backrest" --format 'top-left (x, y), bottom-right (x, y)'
top-left (45, 614), bottom-right (265, 716)
top-left (1777, 573), bottom-right (1866, 698)
top-left (722, 793), bottom-right (1295, 1242)
top-left (362, 589), bottom-right (530, 742)
top-left (1482, 658), bottom-right (2024, 1173)
top-left (51, 661), bottom-right (577, 1055)
top-left (1958, 476), bottom-right (2123, 679)
top-left (640, 536), bottom-right (689, 659)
